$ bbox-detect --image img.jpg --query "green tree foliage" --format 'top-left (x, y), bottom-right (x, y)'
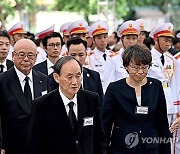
top-left (54, 0), bottom-right (97, 22)
top-left (54, 0), bottom-right (180, 22)
top-left (0, 0), bottom-right (38, 28)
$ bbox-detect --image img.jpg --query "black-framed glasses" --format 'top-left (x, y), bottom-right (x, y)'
top-left (14, 51), bottom-right (36, 60)
top-left (129, 64), bottom-right (150, 72)
top-left (47, 43), bottom-right (61, 48)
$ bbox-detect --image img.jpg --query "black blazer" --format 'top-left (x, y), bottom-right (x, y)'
top-left (33, 60), bottom-right (48, 75)
top-left (102, 77), bottom-right (171, 154)
top-left (27, 89), bottom-right (107, 154)
top-left (6, 59), bottom-right (14, 69)
top-left (0, 67), bottom-right (49, 154)
top-left (0, 59), bottom-right (13, 149)
top-left (49, 67), bottom-right (104, 105)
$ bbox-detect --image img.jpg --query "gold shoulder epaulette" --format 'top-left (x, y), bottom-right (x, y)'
top-left (174, 52), bottom-right (180, 59)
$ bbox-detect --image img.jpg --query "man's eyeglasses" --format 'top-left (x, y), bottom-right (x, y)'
top-left (14, 51), bottom-right (36, 60)
top-left (47, 43), bottom-right (61, 48)
top-left (129, 64), bottom-right (150, 72)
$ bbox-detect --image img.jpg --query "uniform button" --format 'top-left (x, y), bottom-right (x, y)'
top-left (76, 140), bottom-right (78, 144)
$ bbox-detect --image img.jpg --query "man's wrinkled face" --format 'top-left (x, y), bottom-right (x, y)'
top-left (13, 39), bottom-right (37, 75)
top-left (53, 59), bottom-right (82, 100)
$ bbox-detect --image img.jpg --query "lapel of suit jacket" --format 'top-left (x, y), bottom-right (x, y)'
top-left (6, 60), bottom-right (14, 70)
top-left (8, 67), bottom-right (30, 115)
top-left (76, 90), bottom-right (88, 139)
top-left (82, 67), bottom-right (88, 90)
top-left (50, 89), bottom-right (75, 135)
top-left (44, 60), bottom-right (48, 75)
top-left (32, 69), bottom-right (44, 99)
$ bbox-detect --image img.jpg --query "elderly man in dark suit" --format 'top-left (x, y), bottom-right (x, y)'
top-left (0, 39), bottom-right (49, 154)
top-left (27, 56), bottom-right (107, 154)
top-left (49, 37), bottom-right (104, 105)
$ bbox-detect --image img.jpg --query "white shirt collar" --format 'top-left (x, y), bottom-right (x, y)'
top-left (152, 47), bottom-right (164, 59)
top-left (14, 66), bottom-right (33, 82)
top-left (0, 59), bottom-right (7, 70)
top-left (59, 87), bottom-right (77, 106)
top-left (47, 58), bottom-right (54, 69)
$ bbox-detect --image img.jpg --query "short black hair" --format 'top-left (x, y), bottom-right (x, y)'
top-left (66, 37), bottom-right (87, 51)
top-left (0, 30), bottom-right (10, 41)
top-left (53, 56), bottom-right (83, 75)
top-left (122, 44), bottom-right (152, 67)
top-left (42, 32), bottom-right (63, 49)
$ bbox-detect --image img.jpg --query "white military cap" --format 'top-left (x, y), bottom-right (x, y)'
top-left (135, 18), bottom-right (146, 32)
top-left (68, 20), bottom-right (88, 35)
top-left (36, 25), bottom-right (55, 40)
top-left (8, 21), bottom-right (25, 36)
top-left (117, 20), bottom-right (139, 38)
top-left (149, 23), bottom-right (174, 39)
top-left (89, 21), bottom-right (109, 37)
top-left (60, 22), bottom-right (72, 36)
top-left (176, 32), bottom-right (180, 38)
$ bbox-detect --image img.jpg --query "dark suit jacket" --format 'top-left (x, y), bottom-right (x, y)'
top-left (0, 59), bottom-right (13, 149)
top-left (0, 67), bottom-right (49, 154)
top-left (102, 77), bottom-right (171, 154)
top-left (49, 67), bottom-right (104, 105)
top-left (27, 89), bottom-right (107, 154)
top-left (33, 60), bottom-right (48, 75)
top-left (6, 59), bottom-right (14, 70)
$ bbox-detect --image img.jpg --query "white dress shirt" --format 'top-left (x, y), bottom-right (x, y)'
top-left (47, 58), bottom-right (54, 75)
top-left (0, 59), bottom-right (8, 72)
top-left (59, 87), bottom-right (78, 119)
top-left (14, 66), bottom-right (34, 99)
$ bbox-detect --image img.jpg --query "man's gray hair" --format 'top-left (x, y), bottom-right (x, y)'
top-left (53, 56), bottom-right (83, 75)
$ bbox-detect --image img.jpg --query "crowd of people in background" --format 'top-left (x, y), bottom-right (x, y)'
top-left (0, 18), bottom-right (180, 154)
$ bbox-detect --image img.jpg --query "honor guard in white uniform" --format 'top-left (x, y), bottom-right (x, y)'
top-left (174, 52), bottom-right (180, 108)
top-left (7, 21), bottom-right (26, 60)
top-left (135, 18), bottom-right (147, 45)
top-left (35, 25), bottom-right (55, 64)
top-left (112, 20), bottom-right (139, 80)
top-left (67, 20), bottom-right (88, 41)
top-left (67, 20), bottom-right (90, 67)
top-left (148, 23), bottom-right (179, 154)
top-left (60, 22), bottom-right (72, 57)
top-left (88, 21), bottom-right (116, 93)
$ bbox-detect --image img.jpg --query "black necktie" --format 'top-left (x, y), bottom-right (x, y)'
top-left (0, 65), bottom-right (4, 73)
top-left (160, 54), bottom-right (165, 66)
top-left (103, 53), bottom-right (106, 61)
top-left (68, 102), bottom-right (77, 131)
top-left (24, 76), bottom-right (32, 109)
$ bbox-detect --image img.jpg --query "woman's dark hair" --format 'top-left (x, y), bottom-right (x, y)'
top-left (122, 44), bottom-right (152, 67)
